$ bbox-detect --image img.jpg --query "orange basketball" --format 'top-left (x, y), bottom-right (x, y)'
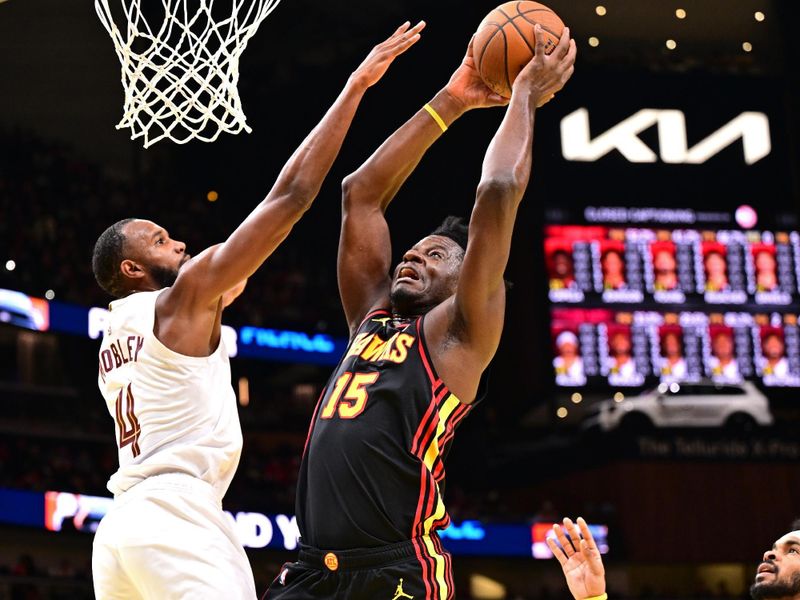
top-left (474, 1), bottom-right (565, 98)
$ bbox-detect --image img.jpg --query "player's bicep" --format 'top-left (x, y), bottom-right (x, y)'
top-left (338, 203), bottom-right (392, 332)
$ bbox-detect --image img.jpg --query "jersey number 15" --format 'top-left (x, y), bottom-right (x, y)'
top-left (320, 372), bottom-right (380, 420)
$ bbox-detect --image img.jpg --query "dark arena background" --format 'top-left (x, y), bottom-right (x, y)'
top-left (1, 1), bottom-right (800, 598)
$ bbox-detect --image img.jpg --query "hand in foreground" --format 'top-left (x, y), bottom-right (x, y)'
top-left (350, 21), bottom-right (426, 89)
top-left (514, 25), bottom-right (576, 107)
top-left (546, 517), bottom-right (606, 600)
top-left (444, 36), bottom-right (510, 111)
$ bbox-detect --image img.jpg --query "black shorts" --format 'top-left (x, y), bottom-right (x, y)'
top-left (263, 536), bottom-right (454, 600)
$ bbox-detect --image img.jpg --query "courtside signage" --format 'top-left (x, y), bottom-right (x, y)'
top-left (0, 288), bottom-right (346, 365)
top-left (1, 488), bottom-right (608, 558)
top-left (561, 108), bottom-right (771, 165)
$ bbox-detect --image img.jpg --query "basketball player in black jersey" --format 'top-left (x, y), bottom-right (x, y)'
top-left (266, 26), bottom-right (576, 600)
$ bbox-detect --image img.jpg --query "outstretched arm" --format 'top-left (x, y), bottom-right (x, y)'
top-left (446, 26), bottom-right (576, 362)
top-left (174, 22), bottom-right (425, 308)
top-left (338, 37), bottom-right (509, 334)
top-left (546, 517), bottom-right (607, 600)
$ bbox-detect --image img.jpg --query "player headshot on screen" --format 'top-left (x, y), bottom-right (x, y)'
top-left (553, 331), bottom-right (586, 386)
top-left (659, 330), bottom-right (687, 381)
top-left (709, 329), bottom-right (741, 383)
top-left (550, 248), bottom-right (576, 289)
top-left (607, 329), bottom-right (640, 385)
top-left (653, 248), bottom-right (678, 291)
top-left (704, 249), bottom-right (729, 291)
top-left (266, 25), bottom-right (577, 600)
top-left (601, 248), bottom-right (626, 290)
top-left (755, 249), bottom-right (779, 292)
top-left (547, 517), bottom-right (800, 600)
top-left (762, 331), bottom-right (790, 380)
top-left (88, 27), bottom-right (423, 600)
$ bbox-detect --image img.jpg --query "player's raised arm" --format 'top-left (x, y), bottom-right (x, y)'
top-left (174, 22), bottom-right (425, 307)
top-left (448, 26), bottom-right (576, 361)
top-left (338, 37), bottom-right (508, 335)
top-left (546, 517), bottom-right (607, 600)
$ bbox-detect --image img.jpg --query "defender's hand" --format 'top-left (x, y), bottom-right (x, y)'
top-left (350, 21), bottom-right (426, 90)
top-left (444, 36), bottom-right (510, 110)
top-left (546, 517), bottom-right (606, 600)
top-left (513, 25), bottom-right (576, 107)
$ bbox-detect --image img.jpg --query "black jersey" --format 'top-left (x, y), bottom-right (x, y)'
top-left (296, 309), bottom-right (476, 550)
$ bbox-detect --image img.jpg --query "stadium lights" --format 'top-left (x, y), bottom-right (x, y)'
top-left (588, 36), bottom-right (600, 47)
top-left (571, 392), bottom-right (583, 404)
top-left (557, 407), bottom-right (569, 419)
top-left (595, 5), bottom-right (606, 16)
top-left (45, 290), bottom-right (55, 300)
top-left (207, 190), bottom-right (219, 202)
top-left (742, 42), bottom-right (753, 52)
top-left (4, 260), bottom-right (15, 271)
top-left (675, 8), bottom-right (686, 19)
top-left (666, 39), bottom-right (677, 50)
top-left (754, 11), bottom-right (765, 22)
top-left (614, 392), bottom-right (625, 403)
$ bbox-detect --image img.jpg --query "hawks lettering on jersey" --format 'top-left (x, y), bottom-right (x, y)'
top-left (345, 330), bottom-right (415, 364)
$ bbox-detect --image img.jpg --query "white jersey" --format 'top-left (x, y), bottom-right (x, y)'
top-left (98, 289), bottom-right (242, 501)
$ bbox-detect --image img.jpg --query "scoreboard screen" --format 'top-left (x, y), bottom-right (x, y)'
top-left (545, 207), bottom-right (800, 388)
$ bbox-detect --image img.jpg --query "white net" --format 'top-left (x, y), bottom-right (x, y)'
top-left (95, 0), bottom-right (281, 148)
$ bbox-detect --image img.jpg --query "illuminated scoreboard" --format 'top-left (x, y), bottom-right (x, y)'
top-left (545, 207), bottom-right (800, 389)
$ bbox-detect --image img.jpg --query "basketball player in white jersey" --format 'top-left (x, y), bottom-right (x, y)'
top-left (89, 22), bottom-right (426, 600)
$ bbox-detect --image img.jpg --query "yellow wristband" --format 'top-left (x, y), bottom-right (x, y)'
top-left (423, 103), bottom-right (448, 132)
top-left (584, 594), bottom-right (607, 600)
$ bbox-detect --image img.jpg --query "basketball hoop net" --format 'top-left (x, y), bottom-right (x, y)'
top-left (95, 0), bottom-right (281, 148)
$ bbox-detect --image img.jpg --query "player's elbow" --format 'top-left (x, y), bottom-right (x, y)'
top-left (475, 175), bottom-right (523, 208)
top-left (271, 181), bottom-right (318, 214)
top-left (341, 173), bottom-right (365, 209)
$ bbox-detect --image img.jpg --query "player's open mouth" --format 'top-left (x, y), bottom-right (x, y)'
top-left (397, 266), bottom-right (420, 282)
top-left (757, 563), bottom-right (775, 575)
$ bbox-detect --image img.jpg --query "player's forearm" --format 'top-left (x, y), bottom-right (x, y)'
top-left (342, 88), bottom-right (466, 212)
top-left (479, 87), bottom-right (537, 196)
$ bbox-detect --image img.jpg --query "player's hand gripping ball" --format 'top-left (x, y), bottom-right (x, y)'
top-left (474, 1), bottom-right (565, 98)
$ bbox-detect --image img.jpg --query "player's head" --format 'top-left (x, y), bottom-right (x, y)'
top-left (661, 331), bottom-right (682, 358)
top-left (654, 249), bottom-right (676, 272)
top-left (751, 524), bottom-right (800, 599)
top-left (704, 250), bottom-right (727, 276)
top-left (712, 330), bottom-right (734, 361)
top-left (601, 249), bottom-right (624, 276)
top-left (756, 250), bottom-right (777, 273)
top-left (609, 330), bottom-right (631, 356)
top-left (92, 218), bottom-right (189, 298)
top-left (763, 333), bottom-right (785, 360)
top-left (390, 216), bottom-right (467, 316)
top-left (552, 249), bottom-right (574, 278)
top-left (556, 331), bottom-right (579, 359)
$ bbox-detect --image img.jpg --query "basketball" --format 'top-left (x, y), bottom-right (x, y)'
top-left (474, 1), bottom-right (565, 98)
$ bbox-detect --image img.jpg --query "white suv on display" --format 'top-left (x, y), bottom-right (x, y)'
top-left (582, 380), bottom-right (773, 432)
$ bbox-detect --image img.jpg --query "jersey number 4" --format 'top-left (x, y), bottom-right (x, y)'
top-left (320, 372), bottom-right (379, 420)
top-left (115, 384), bottom-right (141, 457)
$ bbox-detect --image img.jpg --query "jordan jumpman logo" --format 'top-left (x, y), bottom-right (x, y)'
top-left (392, 578), bottom-right (413, 600)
